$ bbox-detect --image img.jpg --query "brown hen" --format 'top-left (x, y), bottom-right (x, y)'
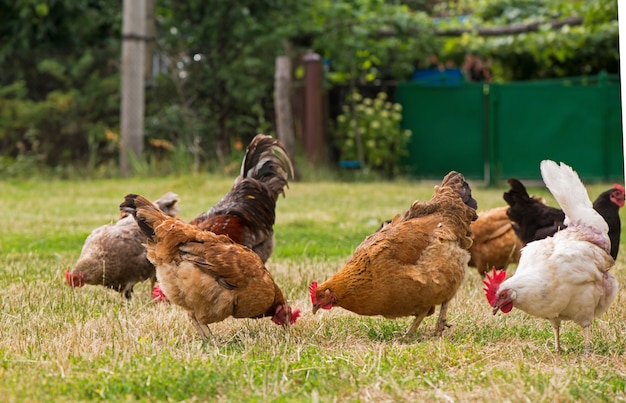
top-left (468, 206), bottom-right (522, 276)
top-left (120, 194), bottom-right (300, 339)
top-left (310, 171), bottom-right (478, 338)
top-left (66, 192), bottom-right (179, 299)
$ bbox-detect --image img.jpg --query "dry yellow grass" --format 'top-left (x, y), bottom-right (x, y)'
top-left (1, 176), bottom-right (625, 401)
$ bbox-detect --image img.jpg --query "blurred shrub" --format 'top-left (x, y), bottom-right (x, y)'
top-left (335, 91), bottom-right (412, 178)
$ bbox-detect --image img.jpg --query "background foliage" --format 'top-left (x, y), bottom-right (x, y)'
top-left (436, 0), bottom-right (618, 80)
top-left (0, 0), bottom-right (619, 177)
top-left (336, 91), bottom-right (412, 177)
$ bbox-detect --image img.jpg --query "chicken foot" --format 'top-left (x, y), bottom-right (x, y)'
top-left (434, 303), bottom-right (452, 336)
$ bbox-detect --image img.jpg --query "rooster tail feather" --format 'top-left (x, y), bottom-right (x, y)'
top-left (240, 134), bottom-right (294, 198)
top-left (539, 160), bottom-right (608, 232)
top-left (120, 194), bottom-right (168, 240)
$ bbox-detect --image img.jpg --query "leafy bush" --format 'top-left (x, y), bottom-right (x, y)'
top-left (335, 91), bottom-right (412, 177)
top-left (437, 0), bottom-right (618, 80)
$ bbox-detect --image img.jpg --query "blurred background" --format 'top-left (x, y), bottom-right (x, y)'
top-left (0, 0), bottom-right (620, 183)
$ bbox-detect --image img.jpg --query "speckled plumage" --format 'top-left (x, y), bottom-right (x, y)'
top-left (67, 192), bottom-right (179, 299)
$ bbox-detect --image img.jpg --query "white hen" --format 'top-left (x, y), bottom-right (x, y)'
top-left (483, 160), bottom-right (618, 354)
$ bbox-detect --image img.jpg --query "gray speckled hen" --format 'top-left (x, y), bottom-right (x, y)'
top-left (65, 192), bottom-right (180, 299)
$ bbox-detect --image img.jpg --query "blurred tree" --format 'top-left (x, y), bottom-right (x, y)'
top-left (148, 0), bottom-right (305, 166)
top-left (297, 0), bottom-right (436, 85)
top-left (0, 1), bottom-right (121, 97)
top-left (148, 0), bottom-right (437, 169)
top-left (0, 1), bottom-right (121, 172)
top-left (434, 0), bottom-right (618, 80)
top-left (0, 0), bottom-right (617, 176)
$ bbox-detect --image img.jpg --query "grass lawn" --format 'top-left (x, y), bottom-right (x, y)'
top-left (1, 174), bottom-right (625, 401)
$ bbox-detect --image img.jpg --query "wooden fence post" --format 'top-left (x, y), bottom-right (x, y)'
top-left (303, 49), bottom-right (326, 166)
top-left (120, 0), bottom-right (147, 176)
top-left (275, 55), bottom-right (296, 166)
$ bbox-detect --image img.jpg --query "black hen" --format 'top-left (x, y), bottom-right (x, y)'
top-left (504, 179), bottom-right (624, 259)
top-left (592, 185), bottom-right (625, 259)
top-left (503, 178), bottom-right (565, 245)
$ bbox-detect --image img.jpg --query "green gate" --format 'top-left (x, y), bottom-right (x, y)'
top-left (397, 72), bottom-right (623, 183)
top-left (395, 83), bottom-right (486, 180)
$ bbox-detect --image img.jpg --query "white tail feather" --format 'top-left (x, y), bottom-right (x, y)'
top-left (540, 160), bottom-right (608, 233)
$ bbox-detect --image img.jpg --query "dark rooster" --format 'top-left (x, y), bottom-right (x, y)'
top-left (120, 194), bottom-right (300, 339)
top-left (189, 134), bottom-right (294, 263)
top-left (503, 179), bottom-right (624, 259)
top-left (151, 134), bottom-right (294, 302)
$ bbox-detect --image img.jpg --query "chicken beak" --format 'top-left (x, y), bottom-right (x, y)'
top-left (312, 304), bottom-right (320, 315)
top-left (492, 305), bottom-right (500, 315)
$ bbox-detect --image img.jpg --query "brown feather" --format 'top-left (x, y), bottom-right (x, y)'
top-left (67, 192), bottom-right (179, 299)
top-left (468, 206), bottom-right (522, 275)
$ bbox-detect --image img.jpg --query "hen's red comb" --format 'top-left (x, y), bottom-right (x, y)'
top-left (309, 282), bottom-right (318, 303)
top-left (64, 270), bottom-right (73, 286)
top-left (614, 183), bottom-right (625, 193)
top-left (290, 309), bottom-right (301, 325)
top-left (483, 267), bottom-right (507, 307)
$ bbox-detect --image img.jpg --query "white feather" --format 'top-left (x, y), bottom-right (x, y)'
top-left (539, 160), bottom-right (608, 233)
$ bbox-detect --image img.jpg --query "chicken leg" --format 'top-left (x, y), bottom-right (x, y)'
top-left (404, 311), bottom-right (429, 338)
top-left (549, 319), bottom-right (561, 353)
top-left (550, 313), bottom-right (594, 356)
top-left (188, 312), bottom-right (212, 341)
top-left (583, 326), bottom-right (591, 356)
top-left (434, 303), bottom-right (451, 336)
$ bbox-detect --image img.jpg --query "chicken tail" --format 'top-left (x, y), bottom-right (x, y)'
top-left (503, 178), bottom-right (532, 207)
top-left (154, 192), bottom-right (180, 218)
top-left (540, 160), bottom-right (608, 233)
top-left (120, 194), bottom-right (169, 240)
top-left (240, 134), bottom-right (294, 199)
top-left (438, 171), bottom-right (478, 211)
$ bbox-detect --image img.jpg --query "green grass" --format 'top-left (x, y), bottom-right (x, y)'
top-left (1, 175), bottom-right (625, 401)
